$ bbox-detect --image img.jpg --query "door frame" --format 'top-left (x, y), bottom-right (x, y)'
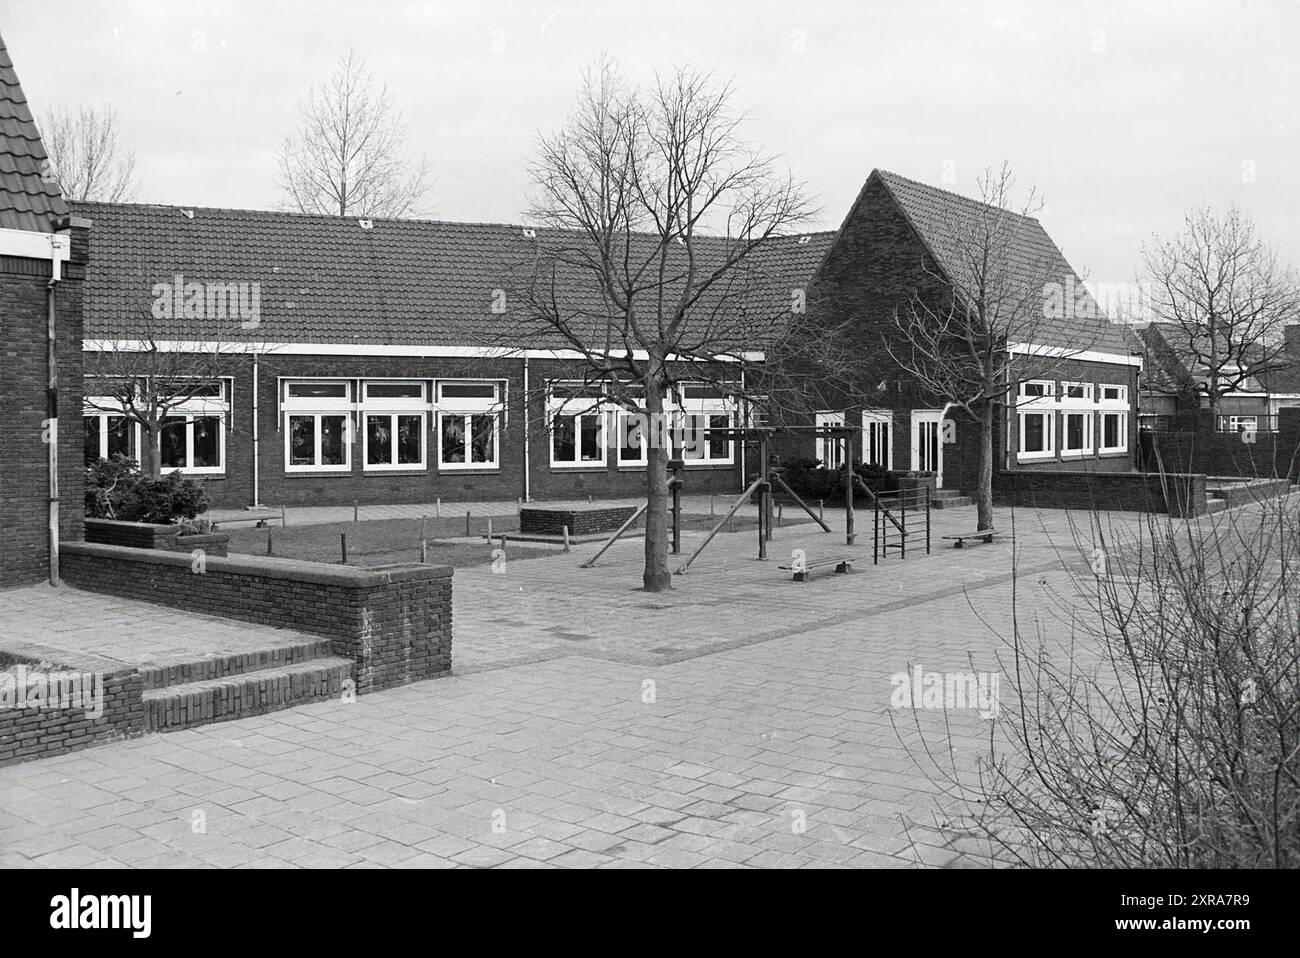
top-left (910, 409), bottom-right (944, 488)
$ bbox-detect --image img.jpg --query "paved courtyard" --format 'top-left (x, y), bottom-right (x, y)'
top-left (0, 502), bottom-right (1153, 868)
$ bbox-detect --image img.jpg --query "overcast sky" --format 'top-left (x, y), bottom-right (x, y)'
top-left (3, 0), bottom-right (1297, 289)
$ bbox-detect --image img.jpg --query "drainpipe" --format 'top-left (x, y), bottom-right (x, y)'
top-left (251, 350), bottom-right (260, 507)
top-left (46, 233), bottom-right (69, 586)
top-left (521, 356), bottom-right (531, 502)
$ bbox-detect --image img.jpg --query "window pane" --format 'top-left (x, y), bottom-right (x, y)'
top-left (708, 414), bottom-right (730, 458)
top-left (441, 383), bottom-right (497, 400)
top-left (289, 382), bottom-right (348, 399)
top-left (367, 415), bottom-right (392, 465)
top-left (1023, 383), bottom-right (1045, 398)
top-left (193, 416), bottom-right (220, 468)
top-left (620, 415), bottom-right (645, 462)
top-left (107, 416), bottom-right (133, 459)
top-left (470, 415), bottom-right (495, 463)
top-left (397, 415), bottom-right (422, 464)
top-left (160, 417), bottom-right (187, 468)
top-left (1023, 415), bottom-right (1045, 452)
top-left (681, 414), bottom-right (705, 460)
top-left (84, 417), bottom-right (101, 463)
top-left (1066, 415), bottom-right (1084, 449)
top-left (579, 414), bottom-right (601, 461)
top-left (1104, 414), bottom-right (1119, 448)
top-left (289, 416), bottom-right (316, 465)
top-left (320, 416), bottom-right (346, 465)
top-left (441, 415), bottom-right (466, 463)
top-left (367, 382), bottom-right (424, 399)
top-left (552, 415), bottom-right (576, 462)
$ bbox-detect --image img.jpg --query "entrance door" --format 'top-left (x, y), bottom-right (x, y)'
top-left (910, 410), bottom-right (943, 488)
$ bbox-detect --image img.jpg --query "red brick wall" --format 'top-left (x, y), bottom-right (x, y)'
top-left (0, 223), bottom-right (87, 587)
top-left (0, 662), bottom-right (144, 766)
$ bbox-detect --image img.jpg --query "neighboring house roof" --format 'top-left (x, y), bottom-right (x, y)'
top-left (870, 169), bottom-right (1136, 357)
top-left (0, 32), bottom-right (67, 232)
top-left (71, 199), bottom-right (835, 350)
top-left (1140, 321), bottom-right (1300, 396)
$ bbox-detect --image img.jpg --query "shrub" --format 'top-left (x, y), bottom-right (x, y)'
top-left (776, 457), bottom-right (899, 503)
top-left (85, 456), bottom-right (209, 524)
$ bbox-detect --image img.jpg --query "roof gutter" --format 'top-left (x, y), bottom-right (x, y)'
top-left (38, 231), bottom-right (72, 586)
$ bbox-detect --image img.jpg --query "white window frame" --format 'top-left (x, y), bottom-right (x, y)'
top-left (1017, 380), bottom-right (1056, 461)
top-left (1060, 409), bottom-right (1094, 457)
top-left (815, 411), bottom-right (847, 469)
top-left (435, 380), bottom-right (502, 471)
top-left (83, 405), bottom-right (138, 462)
top-left (616, 410), bottom-right (649, 468)
top-left (282, 379), bottom-right (354, 473)
top-left (361, 380), bottom-right (428, 472)
top-left (1098, 384), bottom-right (1129, 454)
top-left (861, 409), bottom-right (892, 470)
top-left (85, 379), bottom-right (230, 475)
top-left (674, 383), bottom-right (736, 465)
top-left (547, 383), bottom-right (608, 469)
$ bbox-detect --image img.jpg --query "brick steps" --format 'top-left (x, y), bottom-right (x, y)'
top-left (139, 639), bottom-right (338, 691)
top-left (143, 655), bottom-right (353, 732)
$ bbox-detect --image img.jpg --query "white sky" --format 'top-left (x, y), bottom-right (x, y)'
top-left (3, 0), bottom-right (1297, 289)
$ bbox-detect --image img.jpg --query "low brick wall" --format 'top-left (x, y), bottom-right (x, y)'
top-left (84, 517), bottom-right (230, 557)
top-left (520, 504), bottom-right (638, 536)
top-left (994, 470), bottom-right (1208, 517)
top-left (0, 661), bottom-right (145, 766)
top-left (60, 543), bottom-right (453, 693)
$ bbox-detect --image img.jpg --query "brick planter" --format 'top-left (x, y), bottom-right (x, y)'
top-left (84, 517), bottom-right (230, 557)
top-left (60, 543), bottom-right (453, 693)
top-left (520, 504), bottom-right (638, 537)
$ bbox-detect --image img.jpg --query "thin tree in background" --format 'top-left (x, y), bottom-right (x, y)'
top-left (276, 50), bottom-right (430, 218)
top-left (492, 59), bottom-right (833, 592)
top-left (38, 105), bottom-right (139, 202)
top-left (1142, 207), bottom-right (1300, 424)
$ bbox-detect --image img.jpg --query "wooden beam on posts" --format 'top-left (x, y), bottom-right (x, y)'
top-left (669, 458), bottom-right (684, 555)
top-left (758, 434), bottom-right (771, 556)
top-left (844, 431), bottom-right (855, 546)
top-left (676, 476), bottom-right (764, 575)
top-left (340, 532), bottom-right (348, 564)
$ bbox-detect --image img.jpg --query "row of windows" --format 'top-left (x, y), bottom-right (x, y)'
top-left (84, 378), bottom-right (739, 475)
top-left (1018, 380), bottom-right (1129, 459)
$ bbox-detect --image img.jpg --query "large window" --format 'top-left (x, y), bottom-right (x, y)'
top-left (1059, 382), bottom-right (1094, 457)
top-left (862, 410), bottom-right (892, 469)
top-left (548, 382), bottom-right (606, 468)
top-left (283, 380), bottom-right (352, 472)
top-left (362, 381), bottom-right (426, 471)
top-left (1099, 384), bottom-right (1129, 454)
top-left (85, 379), bottom-right (229, 474)
top-left (675, 383), bottom-right (734, 464)
top-left (437, 381), bottom-right (500, 470)
top-left (1017, 380), bottom-right (1055, 460)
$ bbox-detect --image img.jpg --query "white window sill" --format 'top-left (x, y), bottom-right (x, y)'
top-left (285, 465), bottom-right (352, 474)
top-left (1017, 451), bottom-right (1056, 462)
top-left (363, 464), bottom-right (428, 473)
top-left (438, 462), bottom-right (500, 471)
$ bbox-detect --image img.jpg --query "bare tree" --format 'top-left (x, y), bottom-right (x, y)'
top-left (38, 105), bottom-right (139, 202)
top-left (888, 164), bottom-right (1096, 532)
top-left (1143, 207), bottom-right (1300, 423)
top-left (491, 59), bottom-right (829, 592)
top-left (85, 310), bottom-right (249, 477)
top-left (276, 50), bottom-right (430, 218)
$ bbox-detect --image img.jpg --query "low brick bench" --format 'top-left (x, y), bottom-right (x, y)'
top-left (85, 517), bottom-right (230, 557)
top-left (60, 542), bottom-right (453, 693)
top-left (520, 504), bottom-right (638, 537)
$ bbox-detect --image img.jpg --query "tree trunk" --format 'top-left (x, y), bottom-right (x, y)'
top-left (642, 363), bottom-right (672, 592)
top-left (140, 424), bottom-right (161, 478)
top-left (976, 400), bottom-right (995, 531)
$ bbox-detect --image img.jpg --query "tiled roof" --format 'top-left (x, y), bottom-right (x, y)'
top-left (873, 169), bottom-right (1136, 357)
top-left (0, 31), bottom-right (67, 232)
top-left (72, 200), bottom-right (835, 350)
top-left (1142, 321), bottom-right (1300, 395)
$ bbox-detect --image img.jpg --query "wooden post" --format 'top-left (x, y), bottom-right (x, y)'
top-left (844, 431), bottom-right (856, 546)
top-left (465, 510), bottom-right (471, 537)
top-left (758, 435), bottom-right (770, 559)
top-left (710, 495), bottom-right (715, 517)
top-left (266, 526), bottom-right (272, 556)
top-left (873, 498), bottom-right (879, 565)
top-left (819, 499), bottom-right (824, 522)
top-left (420, 539), bottom-right (427, 563)
top-left (926, 487), bottom-right (931, 555)
top-left (487, 517), bottom-right (493, 541)
top-left (669, 458), bottom-right (683, 555)
top-left (353, 499), bottom-right (358, 523)
top-left (420, 515), bottom-right (427, 544)
top-left (563, 525), bottom-right (570, 552)
top-left (436, 497), bottom-right (441, 518)
top-left (281, 505), bottom-right (286, 528)
top-left (340, 533), bottom-right (348, 564)
top-left (777, 502), bottom-right (783, 527)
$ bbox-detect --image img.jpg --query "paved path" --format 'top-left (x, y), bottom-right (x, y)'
top-left (0, 502), bottom-right (1160, 868)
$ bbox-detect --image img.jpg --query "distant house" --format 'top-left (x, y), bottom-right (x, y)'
top-left (796, 169), bottom-right (1143, 492)
top-left (0, 32), bottom-right (89, 587)
top-left (1139, 321), bottom-right (1300, 436)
